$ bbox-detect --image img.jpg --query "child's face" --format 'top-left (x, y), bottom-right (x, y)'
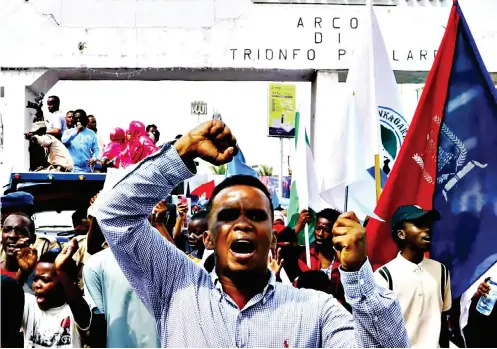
top-left (32, 262), bottom-right (65, 311)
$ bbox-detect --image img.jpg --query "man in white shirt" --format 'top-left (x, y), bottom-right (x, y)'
top-left (374, 205), bottom-right (452, 348)
top-left (46, 96), bottom-right (67, 139)
top-left (27, 121), bottom-right (74, 172)
top-left (84, 248), bottom-right (161, 348)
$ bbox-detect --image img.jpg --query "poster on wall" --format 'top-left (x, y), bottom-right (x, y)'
top-left (268, 83), bottom-right (296, 138)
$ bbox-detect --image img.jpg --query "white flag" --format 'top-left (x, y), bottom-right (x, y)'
top-left (320, 3), bottom-right (405, 219)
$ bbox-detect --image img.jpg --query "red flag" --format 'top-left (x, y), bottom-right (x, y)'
top-left (366, 5), bottom-right (459, 270)
top-left (190, 180), bottom-right (216, 200)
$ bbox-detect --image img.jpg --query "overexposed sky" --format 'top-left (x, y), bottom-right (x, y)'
top-left (42, 80), bottom-right (427, 176)
top-left (44, 80), bottom-right (312, 175)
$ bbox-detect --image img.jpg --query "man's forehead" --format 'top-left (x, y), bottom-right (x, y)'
top-left (317, 217), bottom-right (332, 225)
top-left (212, 185), bottom-right (270, 208)
top-left (3, 215), bottom-right (29, 226)
top-left (36, 263), bottom-right (55, 274)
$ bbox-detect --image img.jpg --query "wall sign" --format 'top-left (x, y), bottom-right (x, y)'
top-left (191, 101), bottom-right (208, 115)
top-left (268, 83), bottom-right (296, 138)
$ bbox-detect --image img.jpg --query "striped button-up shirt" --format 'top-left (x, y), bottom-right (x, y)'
top-left (96, 144), bottom-right (410, 348)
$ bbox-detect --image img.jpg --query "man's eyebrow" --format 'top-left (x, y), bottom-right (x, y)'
top-left (245, 208), bottom-right (269, 214)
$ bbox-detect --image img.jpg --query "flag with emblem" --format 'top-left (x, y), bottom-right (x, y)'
top-left (287, 111), bottom-right (321, 246)
top-left (319, 2), bottom-right (405, 219)
top-left (367, 1), bottom-right (497, 298)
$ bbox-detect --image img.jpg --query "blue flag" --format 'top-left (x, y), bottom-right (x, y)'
top-left (226, 147), bottom-right (282, 209)
top-left (367, 1), bottom-right (497, 300)
top-left (226, 147), bottom-right (258, 178)
top-left (431, 2), bottom-right (497, 298)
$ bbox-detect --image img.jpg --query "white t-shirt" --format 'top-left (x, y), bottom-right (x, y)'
top-left (46, 111), bottom-right (67, 134)
top-left (22, 294), bottom-right (82, 348)
top-left (374, 253), bottom-right (452, 348)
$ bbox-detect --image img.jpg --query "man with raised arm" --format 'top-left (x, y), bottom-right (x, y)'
top-left (96, 120), bottom-right (409, 348)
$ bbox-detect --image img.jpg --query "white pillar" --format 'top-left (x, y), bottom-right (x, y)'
top-left (0, 69), bottom-right (58, 189)
top-left (310, 70), bottom-right (341, 189)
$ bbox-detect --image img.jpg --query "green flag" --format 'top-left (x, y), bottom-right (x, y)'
top-left (287, 112), bottom-right (319, 246)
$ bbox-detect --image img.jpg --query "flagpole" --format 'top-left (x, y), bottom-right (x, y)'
top-left (344, 185), bottom-right (349, 212)
top-left (304, 224), bottom-right (311, 269)
top-left (374, 154), bottom-right (381, 201)
top-left (279, 138), bottom-right (284, 198)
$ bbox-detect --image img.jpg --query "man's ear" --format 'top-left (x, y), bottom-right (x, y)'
top-left (203, 231), bottom-right (214, 250)
top-left (397, 229), bottom-right (406, 241)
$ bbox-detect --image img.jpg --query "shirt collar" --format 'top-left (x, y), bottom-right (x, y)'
top-left (396, 252), bottom-right (427, 271)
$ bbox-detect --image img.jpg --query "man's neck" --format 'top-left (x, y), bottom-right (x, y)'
top-left (3, 256), bottom-right (19, 272)
top-left (217, 269), bottom-right (269, 310)
top-left (316, 244), bottom-right (335, 263)
top-left (401, 248), bottom-right (425, 265)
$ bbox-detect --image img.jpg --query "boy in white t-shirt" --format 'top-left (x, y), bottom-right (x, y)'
top-left (23, 239), bottom-right (92, 348)
top-left (374, 205), bottom-right (452, 348)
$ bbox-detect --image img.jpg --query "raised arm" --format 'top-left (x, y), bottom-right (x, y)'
top-left (62, 127), bottom-right (78, 144)
top-left (322, 212), bottom-right (410, 348)
top-left (95, 121), bottom-right (237, 319)
top-left (150, 200), bottom-right (176, 244)
top-left (55, 238), bottom-right (92, 331)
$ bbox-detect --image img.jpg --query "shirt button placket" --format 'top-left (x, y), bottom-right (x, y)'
top-left (236, 313), bottom-right (243, 348)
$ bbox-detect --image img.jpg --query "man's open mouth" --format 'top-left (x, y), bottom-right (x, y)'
top-left (35, 293), bottom-right (46, 303)
top-left (422, 235), bottom-right (432, 242)
top-left (5, 242), bottom-right (16, 253)
top-left (230, 239), bottom-right (256, 260)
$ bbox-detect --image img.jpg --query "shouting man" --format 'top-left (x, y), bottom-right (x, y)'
top-left (96, 120), bottom-right (409, 348)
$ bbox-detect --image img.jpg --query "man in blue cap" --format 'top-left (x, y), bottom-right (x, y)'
top-left (1, 192), bottom-right (58, 269)
top-left (1, 191), bottom-right (35, 224)
top-left (374, 205), bottom-right (452, 348)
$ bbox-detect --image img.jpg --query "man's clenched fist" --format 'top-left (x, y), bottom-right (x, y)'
top-left (332, 211), bottom-right (367, 271)
top-left (174, 120), bottom-right (237, 166)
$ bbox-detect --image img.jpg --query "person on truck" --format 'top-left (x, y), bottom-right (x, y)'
top-left (61, 109), bottom-right (100, 173)
top-left (46, 95), bottom-right (67, 140)
top-left (25, 121), bottom-right (74, 172)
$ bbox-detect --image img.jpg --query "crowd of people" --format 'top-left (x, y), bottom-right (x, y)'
top-left (1, 120), bottom-right (496, 348)
top-left (25, 95), bottom-right (162, 173)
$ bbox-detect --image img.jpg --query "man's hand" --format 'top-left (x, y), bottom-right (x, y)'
top-left (14, 238), bottom-right (38, 276)
top-left (152, 200), bottom-right (168, 224)
top-left (55, 238), bottom-right (79, 274)
top-left (295, 209), bottom-right (312, 233)
top-left (90, 192), bottom-right (100, 205)
top-left (174, 120), bottom-right (237, 166)
top-left (88, 158), bottom-right (96, 166)
top-left (177, 203), bottom-right (188, 219)
top-left (332, 211), bottom-right (367, 271)
top-left (268, 248), bottom-right (284, 276)
top-left (473, 277), bottom-right (491, 300)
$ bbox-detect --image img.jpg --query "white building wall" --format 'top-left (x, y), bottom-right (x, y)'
top-left (1, 0), bottom-right (496, 71)
top-left (1, 0), bottom-right (496, 193)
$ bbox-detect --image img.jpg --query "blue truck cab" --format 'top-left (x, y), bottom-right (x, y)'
top-left (4, 171), bottom-right (106, 245)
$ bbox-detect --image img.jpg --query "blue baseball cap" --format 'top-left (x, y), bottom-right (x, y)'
top-left (1, 191), bottom-right (35, 209)
top-left (391, 205), bottom-right (440, 231)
